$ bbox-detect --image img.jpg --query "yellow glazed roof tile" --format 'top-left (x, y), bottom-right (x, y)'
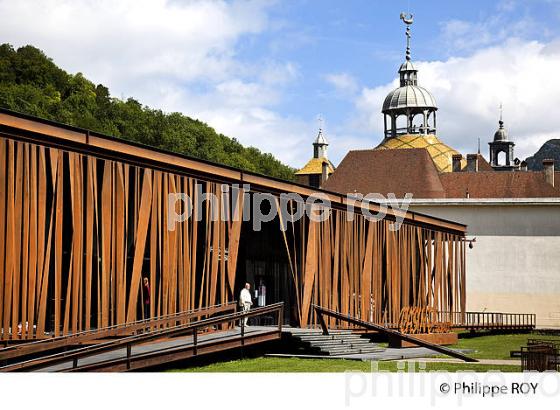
top-left (295, 157), bottom-right (335, 175)
top-left (374, 134), bottom-right (465, 173)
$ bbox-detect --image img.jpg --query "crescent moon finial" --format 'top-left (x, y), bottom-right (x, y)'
top-left (400, 12), bottom-right (414, 26)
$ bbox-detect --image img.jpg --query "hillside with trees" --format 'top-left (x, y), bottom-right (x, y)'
top-left (0, 44), bottom-right (295, 180)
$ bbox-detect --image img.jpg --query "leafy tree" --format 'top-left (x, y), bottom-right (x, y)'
top-left (0, 43), bottom-right (296, 181)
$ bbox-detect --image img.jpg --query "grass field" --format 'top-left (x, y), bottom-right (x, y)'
top-left (450, 332), bottom-right (560, 360)
top-left (168, 332), bottom-right (560, 373)
top-left (169, 356), bottom-right (519, 373)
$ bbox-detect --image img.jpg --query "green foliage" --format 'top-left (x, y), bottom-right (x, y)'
top-left (0, 44), bottom-right (296, 180)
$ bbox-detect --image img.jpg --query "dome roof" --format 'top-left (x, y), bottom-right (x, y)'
top-left (493, 120), bottom-right (508, 141)
top-left (374, 134), bottom-right (463, 173)
top-left (382, 85), bottom-right (437, 113)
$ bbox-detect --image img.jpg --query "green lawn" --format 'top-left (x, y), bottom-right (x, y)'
top-left (168, 332), bottom-right (560, 373)
top-left (168, 356), bottom-right (519, 373)
top-left (449, 332), bottom-right (560, 360)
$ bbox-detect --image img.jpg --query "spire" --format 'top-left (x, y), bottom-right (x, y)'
top-left (313, 115), bottom-right (328, 159)
top-left (397, 13), bottom-right (418, 87)
top-left (400, 12), bottom-right (414, 61)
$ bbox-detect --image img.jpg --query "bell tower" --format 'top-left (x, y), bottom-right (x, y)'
top-left (489, 106), bottom-right (518, 171)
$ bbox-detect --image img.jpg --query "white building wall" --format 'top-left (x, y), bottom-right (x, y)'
top-left (409, 202), bottom-right (560, 328)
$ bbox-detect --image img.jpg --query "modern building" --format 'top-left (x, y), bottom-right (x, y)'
top-left (0, 107), bottom-right (467, 340)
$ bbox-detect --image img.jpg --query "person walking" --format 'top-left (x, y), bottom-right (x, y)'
top-left (239, 283), bottom-right (253, 327)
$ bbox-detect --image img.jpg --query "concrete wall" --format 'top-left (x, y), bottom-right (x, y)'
top-left (410, 203), bottom-right (560, 328)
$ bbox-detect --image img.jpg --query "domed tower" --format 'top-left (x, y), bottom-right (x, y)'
top-left (382, 14), bottom-right (437, 137)
top-left (489, 108), bottom-right (518, 171)
top-left (374, 13), bottom-right (462, 173)
top-left (295, 121), bottom-right (335, 188)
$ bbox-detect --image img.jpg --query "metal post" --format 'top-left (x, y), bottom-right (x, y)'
top-left (126, 343), bottom-right (131, 370)
top-left (193, 328), bottom-right (198, 355)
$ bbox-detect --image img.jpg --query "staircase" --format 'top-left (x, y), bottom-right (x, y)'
top-left (290, 330), bottom-right (384, 356)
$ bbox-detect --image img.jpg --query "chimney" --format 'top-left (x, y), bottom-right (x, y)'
top-left (466, 154), bottom-right (479, 172)
top-left (543, 159), bottom-right (555, 187)
top-left (452, 154), bottom-right (463, 172)
top-left (321, 161), bottom-right (329, 186)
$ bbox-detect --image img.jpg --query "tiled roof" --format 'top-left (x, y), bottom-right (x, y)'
top-left (439, 171), bottom-right (560, 198)
top-left (295, 157), bottom-right (335, 175)
top-left (322, 148), bottom-right (446, 198)
top-left (324, 148), bottom-right (560, 199)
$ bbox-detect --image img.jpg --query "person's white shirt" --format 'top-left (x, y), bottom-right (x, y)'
top-left (240, 288), bottom-right (252, 306)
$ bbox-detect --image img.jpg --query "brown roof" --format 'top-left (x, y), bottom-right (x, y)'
top-left (324, 148), bottom-right (560, 199)
top-left (323, 148), bottom-right (446, 198)
top-left (473, 154), bottom-right (494, 172)
top-left (439, 171), bottom-right (560, 198)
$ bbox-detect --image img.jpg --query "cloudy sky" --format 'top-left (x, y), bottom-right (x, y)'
top-left (1, 0), bottom-right (559, 167)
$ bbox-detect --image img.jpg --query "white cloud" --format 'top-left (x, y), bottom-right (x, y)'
top-left (0, 0), bottom-right (316, 166)
top-left (323, 72), bottom-right (359, 95)
top-left (353, 38), bottom-right (560, 161)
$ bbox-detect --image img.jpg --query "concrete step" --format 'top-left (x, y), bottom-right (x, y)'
top-left (289, 330), bottom-right (384, 356)
top-left (297, 334), bottom-right (363, 342)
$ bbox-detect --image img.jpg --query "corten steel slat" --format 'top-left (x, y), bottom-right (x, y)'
top-left (227, 188), bottom-right (244, 298)
top-left (155, 171), bottom-right (163, 322)
top-left (149, 172), bottom-right (158, 323)
top-left (71, 153), bottom-right (83, 335)
top-left (313, 305), bottom-right (477, 362)
top-left (52, 149), bottom-right (63, 336)
top-left (63, 153), bottom-right (75, 336)
top-left (36, 150), bottom-right (53, 337)
top-left (110, 163), bottom-right (117, 325)
top-left (13, 142), bottom-right (24, 339)
top-left (0, 302), bottom-right (236, 361)
top-left (209, 186), bottom-right (220, 307)
top-left (115, 163), bottom-right (126, 325)
top-left (100, 160), bottom-right (112, 328)
top-left (92, 159), bottom-right (101, 332)
top-left (190, 177), bottom-right (198, 314)
top-left (21, 144), bottom-right (30, 339)
top-left (162, 175), bottom-right (169, 316)
top-left (3, 140), bottom-right (15, 339)
top-left (330, 212), bottom-right (340, 326)
top-left (300, 215), bottom-right (317, 327)
top-left (126, 169), bottom-right (153, 323)
top-left (2, 303), bottom-right (282, 372)
top-left (183, 177), bottom-right (192, 315)
top-left (27, 145), bottom-right (38, 339)
top-left (0, 138), bottom-right (6, 333)
top-left (220, 190), bottom-right (227, 306)
top-left (177, 178), bottom-right (184, 316)
top-left (168, 174), bottom-right (178, 315)
top-left (84, 159), bottom-right (95, 330)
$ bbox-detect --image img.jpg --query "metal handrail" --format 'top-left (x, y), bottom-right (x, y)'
top-left (1, 302), bottom-right (283, 372)
top-left (0, 301), bottom-right (237, 361)
top-left (312, 304), bottom-right (477, 363)
top-left (436, 311), bottom-right (536, 329)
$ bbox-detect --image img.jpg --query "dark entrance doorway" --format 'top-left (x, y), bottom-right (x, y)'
top-left (235, 216), bottom-right (295, 325)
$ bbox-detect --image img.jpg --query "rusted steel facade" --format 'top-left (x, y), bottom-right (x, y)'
top-left (0, 109), bottom-right (467, 340)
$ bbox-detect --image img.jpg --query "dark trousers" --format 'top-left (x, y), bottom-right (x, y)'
top-left (144, 303), bottom-right (150, 320)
